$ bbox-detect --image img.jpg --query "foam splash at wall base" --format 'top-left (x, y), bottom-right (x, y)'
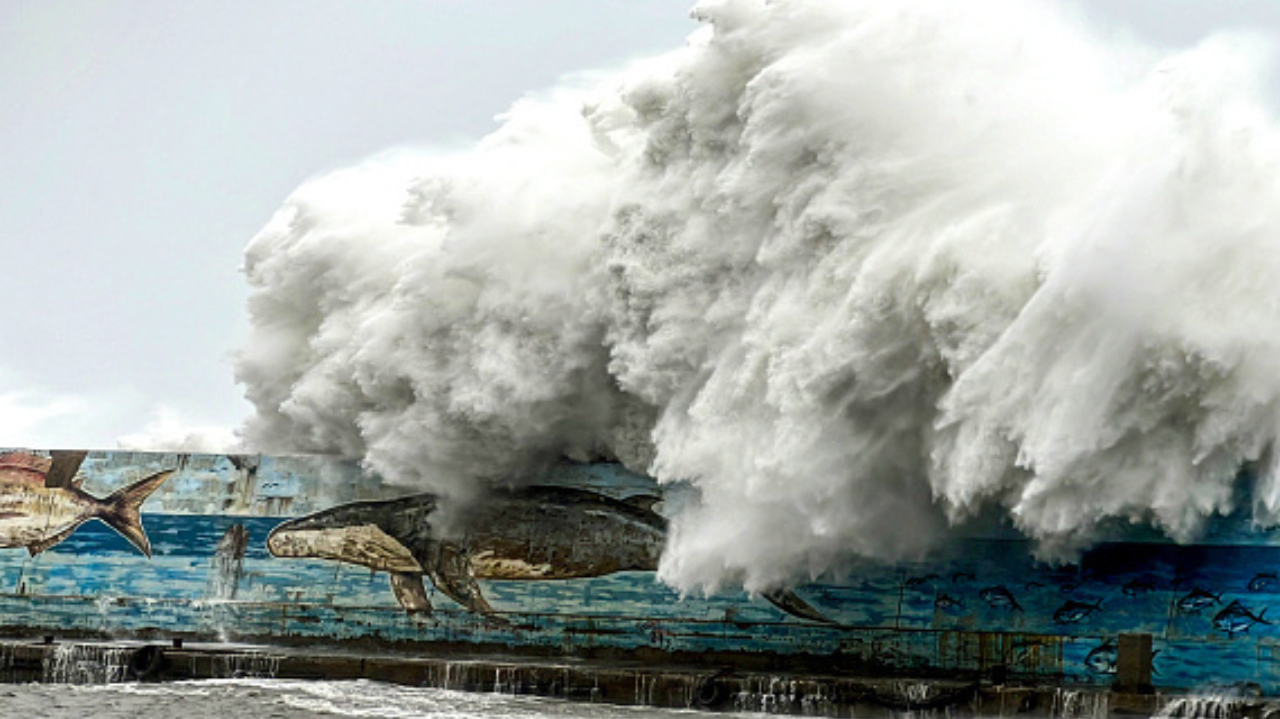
top-left (235, 0), bottom-right (1280, 594)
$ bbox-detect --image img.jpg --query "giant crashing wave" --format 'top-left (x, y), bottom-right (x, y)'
top-left (234, 0), bottom-right (1280, 596)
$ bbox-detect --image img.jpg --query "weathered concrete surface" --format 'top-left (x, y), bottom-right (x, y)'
top-left (0, 637), bottom-right (1271, 718)
top-left (5, 452), bottom-right (1280, 695)
top-left (1116, 633), bottom-right (1154, 695)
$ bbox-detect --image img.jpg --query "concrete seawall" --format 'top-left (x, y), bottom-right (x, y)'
top-left (5, 450), bottom-right (1280, 703)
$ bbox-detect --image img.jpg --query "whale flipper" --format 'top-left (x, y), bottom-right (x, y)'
top-left (762, 588), bottom-right (840, 625)
top-left (427, 543), bottom-right (507, 624)
top-left (389, 571), bottom-right (433, 614)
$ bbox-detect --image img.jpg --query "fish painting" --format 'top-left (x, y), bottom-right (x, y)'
top-left (1085, 638), bottom-right (1161, 674)
top-left (1084, 640), bottom-right (1117, 675)
top-left (1176, 587), bottom-right (1222, 614)
top-left (1248, 573), bottom-right (1278, 592)
top-left (1213, 600), bottom-right (1270, 636)
top-left (0, 451), bottom-right (173, 557)
top-left (1122, 577), bottom-right (1158, 596)
top-left (935, 593), bottom-right (964, 611)
top-left (1053, 599), bottom-right (1103, 624)
top-left (978, 585), bottom-right (1023, 612)
top-left (267, 485), bottom-right (838, 625)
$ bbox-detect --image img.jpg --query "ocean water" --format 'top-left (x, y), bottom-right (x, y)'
top-left (0, 678), bottom-right (758, 719)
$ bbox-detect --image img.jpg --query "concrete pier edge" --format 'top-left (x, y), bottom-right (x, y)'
top-left (4, 636), bottom-right (1273, 717)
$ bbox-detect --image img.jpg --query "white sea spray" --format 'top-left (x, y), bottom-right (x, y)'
top-left (235, 0), bottom-right (1280, 593)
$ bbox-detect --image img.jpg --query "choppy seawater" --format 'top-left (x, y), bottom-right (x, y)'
top-left (0, 679), bottom-right (761, 719)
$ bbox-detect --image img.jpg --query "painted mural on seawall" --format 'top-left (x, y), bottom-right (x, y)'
top-left (1, 448), bottom-right (1278, 692)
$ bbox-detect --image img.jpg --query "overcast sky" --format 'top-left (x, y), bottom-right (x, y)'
top-left (0, 0), bottom-right (695, 449)
top-left (1, 1), bottom-right (1277, 451)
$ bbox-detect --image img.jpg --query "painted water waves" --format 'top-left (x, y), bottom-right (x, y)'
top-left (1, 449), bottom-right (1280, 692)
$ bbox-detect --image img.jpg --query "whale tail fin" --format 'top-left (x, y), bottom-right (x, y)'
top-left (99, 469), bottom-right (174, 558)
top-left (761, 588), bottom-right (839, 625)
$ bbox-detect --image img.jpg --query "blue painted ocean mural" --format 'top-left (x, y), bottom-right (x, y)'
top-left (2, 448), bottom-right (1280, 692)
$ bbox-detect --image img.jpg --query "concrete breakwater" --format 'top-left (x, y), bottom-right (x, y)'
top-left (0, 637), bottom-right (1272, 718)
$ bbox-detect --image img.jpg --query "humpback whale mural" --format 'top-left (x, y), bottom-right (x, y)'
top-left (0, 450), bottom-right (173, 557)
top-left (266, 485), bottom-right (836, 624)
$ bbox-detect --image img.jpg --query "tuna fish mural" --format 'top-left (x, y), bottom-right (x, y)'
top-left (0, 450), bottom-right (172, 557)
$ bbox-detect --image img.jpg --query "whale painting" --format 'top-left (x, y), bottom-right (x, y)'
top-left (266, 485), bottom-right (835, 624)
top-left (0, 450), bottom-right (174, 557)
top-left (9, 450), bottom-right (1280, 692)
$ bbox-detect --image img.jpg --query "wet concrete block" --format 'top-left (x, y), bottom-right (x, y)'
top-left (1116, 633), bottom-right (1153, 694)
top-left (275, 653), bottom-right (365, 681)
top-left (362, 657), bottom-right (430, 685)
top-left (1112, 691), bottom-right (1159, 716)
